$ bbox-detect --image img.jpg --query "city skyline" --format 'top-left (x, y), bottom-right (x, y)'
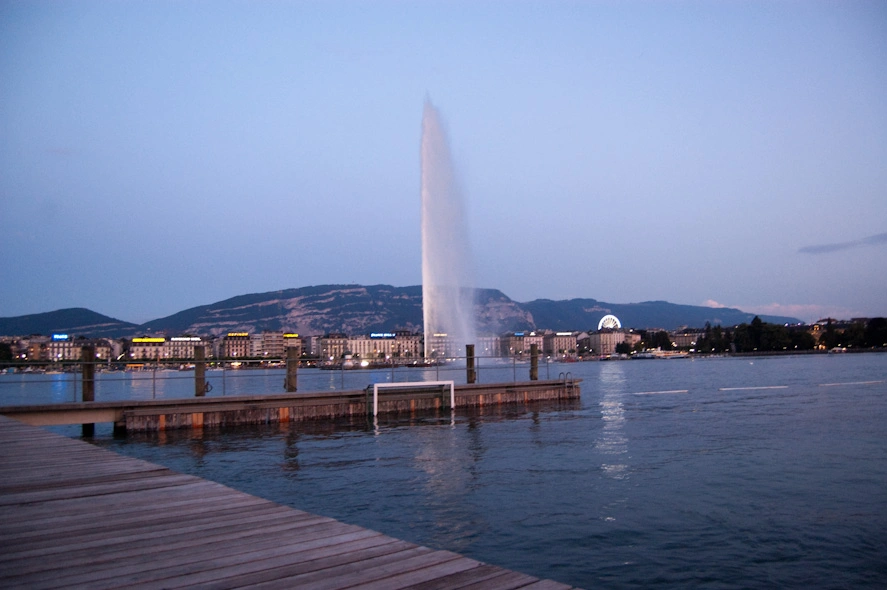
top-left (2, 1), bottom-right (885, 324)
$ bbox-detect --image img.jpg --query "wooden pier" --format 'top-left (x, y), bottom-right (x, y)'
top-left (0, 416), bottom-right (580, 589)
top-left (1, 379), bottom-right (580, 433)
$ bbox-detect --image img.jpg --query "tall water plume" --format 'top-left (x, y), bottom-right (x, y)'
top-left (421, 99), bottom-right (476, 359)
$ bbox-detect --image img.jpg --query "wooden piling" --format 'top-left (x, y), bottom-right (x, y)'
top-left (466, 344), bottom-right (477, 384)
top-left (285, 346), bottom-right (300, 392)
top-left (81, 345), bottom-right (95, 436)
top-left (530, 343), bottom-right (539, 381)
top-left (195, 345), bottom-right (207, 397)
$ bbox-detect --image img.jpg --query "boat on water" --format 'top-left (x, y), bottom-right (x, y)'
top-left (653, 351), bottom-right (690, 359)
top-left (630, 350), bottom-right (689, 359)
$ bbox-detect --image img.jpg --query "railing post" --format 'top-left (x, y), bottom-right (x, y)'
top-left (285, 346), bottom-right (300, 392)
top-left (530, 343), bottom-right (539, 381)
top-left (81, 345), bottom-right (95, 437)
top-left (466, 344), bottom-right (476, 384)
top-left (195, 345), bottom-right (206, 397)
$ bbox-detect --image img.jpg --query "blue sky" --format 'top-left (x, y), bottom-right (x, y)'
top-left (2, 1), bottom-right (885, 324)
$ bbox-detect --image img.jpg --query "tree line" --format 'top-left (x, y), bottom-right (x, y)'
top-left (695, 317), bottom-right (887, 353)
top-left (610, 317), bottom-right (887, 355)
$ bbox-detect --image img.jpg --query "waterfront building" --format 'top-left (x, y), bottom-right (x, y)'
top-left (302, 335), bottom-right (320, 357)
top-left (500, 332), bottom-right (522, 357)
top-left (283, 333), bottom-right (302, 356)
top-left (167, 336), bottom-right (207, 359)
top-left (349, 336), bottom-right (370, 360)
top-left (348, 331), bottom-right (422, 361)
top-left (524, 331), bottom-right (544, 355)
top-left (25, 336), bottom-right (51, 362)
top-left (318, 333), bottom-right (348, 361)
top-left (587, 330), bottom-right (642, 356)
top-left (673, 331), bottom-right (705, 349)
top-left (47, 335), bottom-right (112, 361)
top-left (476, 335), bottom-right (500, 359)
top-left (392, 331), bottom-right (422, 359)
top-left (544, 332), bottom-right (578, 358)
top-left (220, 333), bottom-right (250, 358)
top-left (425, 333), bottom-right (460, 359)
top-left (129, 336), bottom-right (167, 360)
top-left (500, 331), bottom-right (544, 357)
top-left (249, 334), bottom-right (264, 358)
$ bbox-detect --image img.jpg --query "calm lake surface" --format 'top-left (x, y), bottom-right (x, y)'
top-left (16, 354), bottom-right (887, 588)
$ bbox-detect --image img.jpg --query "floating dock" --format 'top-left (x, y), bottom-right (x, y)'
top-left (1, 379), bottom-right (580, 432)
top-left (0, 415), bottom-right (579, 589)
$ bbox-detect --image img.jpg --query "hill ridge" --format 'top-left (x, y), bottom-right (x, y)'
top-left (0, 285), bottom-right (800, 338)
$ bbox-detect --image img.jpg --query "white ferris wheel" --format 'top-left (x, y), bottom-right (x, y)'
top-left (598, 314), bottom-right (622, 330)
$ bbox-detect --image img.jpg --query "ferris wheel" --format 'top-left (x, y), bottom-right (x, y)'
top-left (598, 314), bottom-right (622, 330)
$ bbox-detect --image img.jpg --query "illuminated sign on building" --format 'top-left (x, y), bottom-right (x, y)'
top-left (170, 337), bottom-right (201, 342)
top-left (132, 337), bottom-right (165, 343)
top-left (226, 332), bottom-right (249, 337)
top-left (370, 332), bottom-right (396, 339)
top-left (283, 333), bottom-right (300, 338)
top-left (51, 334), bottom-right (69, 341)
top-left (556, 332), bottom-right (574, 336)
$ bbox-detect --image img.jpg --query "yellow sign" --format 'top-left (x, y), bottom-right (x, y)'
top-left (132, 337), bottom-right (165, 343)
top-left (227, 332), bottom-right (249, 337)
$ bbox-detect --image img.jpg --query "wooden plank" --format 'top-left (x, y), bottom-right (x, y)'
top-left (0, 514), bottom-right (337, 579)
top-left (406, 563), bottom-right (518, 590)
top-left (0, 416), bottom-right (580, 590)
top-left (0, 500), bottom-right (306, 546)
top-left (13, 527), bottom-right (385, 590)
top-left (353, 555), bottom-right (484, 590)
top-left (520, 580), bottom-right (576, 590)
top-left (0, 487), bottom-right (271, 531)
top-left (170, 537), bottom-right (416, 589)
top-left (102, 534), bottom-right (411, 590)
top-left (0, 506), bottom-right (332, 560)
top-left (242, 549), bottom-right (465, 590)
top-left (453, 570), bottom-right (550, 590)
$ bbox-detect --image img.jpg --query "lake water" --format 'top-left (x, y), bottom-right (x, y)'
top-left (0, 357), bottom-right (566, 405)
top-left (12, 354), bottom-right (887, 588)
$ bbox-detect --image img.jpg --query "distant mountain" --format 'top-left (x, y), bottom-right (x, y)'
top-left (138, 285), bottom-right (532, 337)
top-left (0, 308), bottom-right (139, 338)
top-left (139, 284), bottom-right (428, 337)
top-left (522, 298), bottom-right (799, 332)
top-left (0, 286), bottom-right (801, 339)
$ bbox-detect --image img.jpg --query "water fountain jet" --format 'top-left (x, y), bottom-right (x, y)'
top-left (421, 100), bottom-right (477, 359)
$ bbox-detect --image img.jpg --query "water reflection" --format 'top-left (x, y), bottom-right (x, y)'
top-left (49, 373), bottom-right (78, 404)
top-left (282, 429), bottom-right (301, 471)
top-left (596, 361), bottom-right (628, 479)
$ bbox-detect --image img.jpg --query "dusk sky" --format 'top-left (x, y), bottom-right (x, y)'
top-left (2, 1), bottom-right (885, 325)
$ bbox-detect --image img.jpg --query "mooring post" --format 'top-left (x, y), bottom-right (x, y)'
top-left (195, 345), bottom-right (206, 397)
top-left (466, 344), bottom-right (476, 384)
top-left (530, 343), bottom-right (539, 381)
top-left (81, 345), bottom-right (95, 436)
top-left (285, 346), bottom-right (300, 392)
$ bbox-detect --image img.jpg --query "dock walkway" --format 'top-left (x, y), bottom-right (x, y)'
top-left (0, 416), bottom-right (578, 589)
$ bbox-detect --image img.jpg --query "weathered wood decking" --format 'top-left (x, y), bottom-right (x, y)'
top-left (0, 416), bottom-right (579, 589)
top-left (2, 379), bottom-right (581, 432)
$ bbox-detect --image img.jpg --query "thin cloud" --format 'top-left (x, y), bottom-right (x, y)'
top-left (704, 300), bottom-right (863, 323)
top-left (739, 303), bottom-right (862, 323)
top-left (702, 299), bottom-right (728, 309)
top-left (799, 232), bottom-right (887, 254)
